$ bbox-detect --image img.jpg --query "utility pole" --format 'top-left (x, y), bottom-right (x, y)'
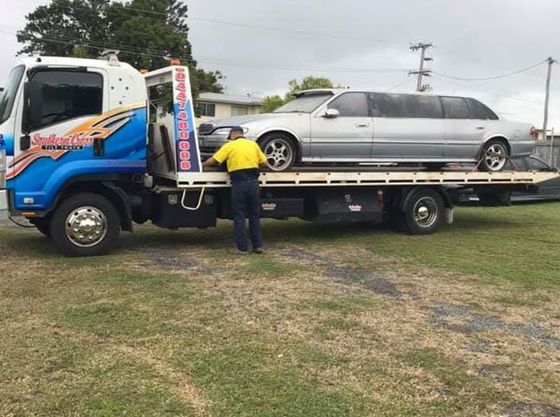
top-left (543, 56), bottom-right (556, 141)
top-left (409, 42), bottom-right (433, 92)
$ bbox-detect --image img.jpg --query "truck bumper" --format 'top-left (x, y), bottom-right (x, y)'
top-left (0, 189), bottom-right (8, 220)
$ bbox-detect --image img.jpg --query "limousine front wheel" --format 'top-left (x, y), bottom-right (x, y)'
top-left (260, 134), bottom-right (296, 171)
top-left (480, 139), bottom-right (509, 172)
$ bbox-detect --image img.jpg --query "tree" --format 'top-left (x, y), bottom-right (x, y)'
top-left (261, 95), bottom-right (285, 113)
top-left (17, 0), bottom-right (110, 58)
top-left (287, 76), bottom-right (334, 97)
top-left (261, 76), bottom-right (337, 113)
top-left (16, 0), bottom-right (223, 101)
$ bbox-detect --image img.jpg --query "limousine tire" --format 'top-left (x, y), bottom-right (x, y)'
top-left (397, 188), bottom-right (444, 235)
top-left (480, 139), bottom-right (510, 172)
top-left (260, 133), bottom-right (297, 172)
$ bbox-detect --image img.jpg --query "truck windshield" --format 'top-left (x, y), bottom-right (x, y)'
top-left (0, 65), bottom-right (25, 125)
top-left (274, 93), bottom-right (333, 113)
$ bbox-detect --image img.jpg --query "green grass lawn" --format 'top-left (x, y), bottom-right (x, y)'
top-left (1, 203), bottom-right (559, 417)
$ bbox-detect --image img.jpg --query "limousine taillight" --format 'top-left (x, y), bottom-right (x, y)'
top-left (530, 127), bottom-right (539, 139)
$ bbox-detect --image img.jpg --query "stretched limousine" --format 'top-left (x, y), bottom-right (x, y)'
top-left (198, 90), bottom-right (536, 172)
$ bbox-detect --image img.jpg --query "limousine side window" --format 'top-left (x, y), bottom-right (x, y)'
top-left (328, 92), bottom-right (369, 117)
top-left (372, 93), bottom-right (443, 118)
top-left (441, 97), bottom-right (472, 119)
top-left (467, 98), bottom-right (499, 120)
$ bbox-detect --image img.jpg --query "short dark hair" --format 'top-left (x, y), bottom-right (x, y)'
top-left (230, 126), bottom-right (244, 134)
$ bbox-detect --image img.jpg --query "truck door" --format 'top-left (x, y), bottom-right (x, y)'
top-left (310, 92), bottom-right (373, 159)
top-left (9, 67), bottom-right (116, 211)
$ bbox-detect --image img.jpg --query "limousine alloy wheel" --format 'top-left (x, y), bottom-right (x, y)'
top-left (260, 133), bottom-right (296, 171)
top-left (480, 139), bottom-right (510, 172)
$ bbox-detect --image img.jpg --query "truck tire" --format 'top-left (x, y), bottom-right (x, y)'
top-left (260, 133), bottom-right (297, 172)
top-left (33, 220), bottom-right (51, 237)
top-left (397, 189), bottom-right (445, 235)
top-left (49, 193), bottom-right (120, 257)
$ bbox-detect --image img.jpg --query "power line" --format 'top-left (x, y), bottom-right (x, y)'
top-left (431, 73), bottom-right (560, 107)
top-left (0, 29), bottom-right (409, 74)
top-left (18, 0), bottom-right (409, 46)
top-left (386, 78), bottom-right (413, 92)
top-left (189, 17), bottom-right (407, 45)
top-left (433, 60), bottom-right (548, 81)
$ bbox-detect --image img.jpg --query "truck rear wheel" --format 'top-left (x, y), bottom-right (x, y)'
top-left (49, 193), bottom-right (120, 257)
top-left (396, 189), bottom-right (444, 235)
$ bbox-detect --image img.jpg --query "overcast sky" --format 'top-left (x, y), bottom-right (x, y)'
top-left (2, 0), bottom-right (560, 128)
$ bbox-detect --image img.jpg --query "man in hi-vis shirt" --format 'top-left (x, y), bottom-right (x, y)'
top-left (203, 126), bottom-right (268, 254)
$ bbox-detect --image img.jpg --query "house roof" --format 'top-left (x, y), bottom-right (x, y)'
top-left (198, 92), bottom-right (263, 106)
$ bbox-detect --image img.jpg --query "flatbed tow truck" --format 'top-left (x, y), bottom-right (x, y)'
top-left (0, 54), bottom-right (557, 256)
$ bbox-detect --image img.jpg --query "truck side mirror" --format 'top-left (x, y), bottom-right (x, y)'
top-left (22, 80), bottom-right (42, 135)
top-left (323, 108), bottom-right (340, 119)
top-left (20, 82), bottom-right (32, 151)
top-left (22, 81), bottom-right (31, 135)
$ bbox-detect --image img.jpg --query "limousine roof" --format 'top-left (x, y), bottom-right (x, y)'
top-left (296, 88), bottom-right (466, 98)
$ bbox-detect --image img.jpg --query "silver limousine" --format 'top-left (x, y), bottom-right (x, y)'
top-left (198, 89), bottom-right (535, 172)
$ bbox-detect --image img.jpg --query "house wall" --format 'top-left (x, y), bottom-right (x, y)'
top-left (196, 103), bottom-right (262, 126)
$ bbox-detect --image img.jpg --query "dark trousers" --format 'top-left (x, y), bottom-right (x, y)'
top-left (231, 180), bottom-right (262, 251)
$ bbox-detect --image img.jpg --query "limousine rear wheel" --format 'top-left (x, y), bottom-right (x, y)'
top-left (480, 139), bottom-right (510, 172)
top-left (260, 134), bottom-right (296, 172)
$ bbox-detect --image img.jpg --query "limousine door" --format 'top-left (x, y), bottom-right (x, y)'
top-left (371, 93), bottom-right (445, 159)
top-left (310, 92), bottom-right (374, 159)
top-left (441, 97), bottom-right (488, 158)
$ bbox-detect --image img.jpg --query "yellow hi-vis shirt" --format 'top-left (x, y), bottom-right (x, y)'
top-left (212, 138), bottom-right (267, 173)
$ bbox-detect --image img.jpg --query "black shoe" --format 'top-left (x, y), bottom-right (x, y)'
top-left (252, 247), bottom-right (264, 254)
top-left (230, 248), bottom-right (249, 255)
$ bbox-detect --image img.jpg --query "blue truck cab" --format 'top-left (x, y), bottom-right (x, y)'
top-left (0, 55), bottom-right (202, 255)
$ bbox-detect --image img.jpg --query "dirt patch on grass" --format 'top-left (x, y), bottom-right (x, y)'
top-left (3, 220), bottom-right (560, 416)
top-left (505, 402), bottom-right (560, 417)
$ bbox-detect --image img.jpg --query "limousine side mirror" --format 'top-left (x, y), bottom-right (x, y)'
top-left (323, 108), bottom-right (340, 119)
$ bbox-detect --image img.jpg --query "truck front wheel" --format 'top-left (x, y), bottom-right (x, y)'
top-left (50, 193), bottom-right (120, 257)
top-left (396, 189), bottom-right (445, 235)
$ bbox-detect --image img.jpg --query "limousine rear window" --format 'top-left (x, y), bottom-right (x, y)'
top-left (467, 98), bottom-right (499, 120)
top-left (372, 93), bottom-right (443, 118)
top-left (441, 97), bottom-right (471, 119)
top-left (274, 92), bottom-right (333, 113)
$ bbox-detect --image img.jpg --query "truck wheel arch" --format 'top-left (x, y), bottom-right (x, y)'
top-left (50, 177), bottom-right (133, 232)
top-left (391, 186), bottom-right (453, 213)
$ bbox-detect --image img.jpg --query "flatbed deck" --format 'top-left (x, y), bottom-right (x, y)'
top-left (172, 170), bottom-right (559, 189)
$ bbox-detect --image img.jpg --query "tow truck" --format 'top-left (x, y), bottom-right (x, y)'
top-left (0, 54), bottom-right (556, 256)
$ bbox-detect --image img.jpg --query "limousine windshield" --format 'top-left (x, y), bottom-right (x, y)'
top-left (274, 92), bottom-right (333, 113)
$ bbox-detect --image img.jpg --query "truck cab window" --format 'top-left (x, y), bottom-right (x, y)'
top-left (0, 65), bottom-right (25, 125)
top-left (27, 70), bottom-right (103, 131)
top-left (328, 93), bottom-right (369, 117)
